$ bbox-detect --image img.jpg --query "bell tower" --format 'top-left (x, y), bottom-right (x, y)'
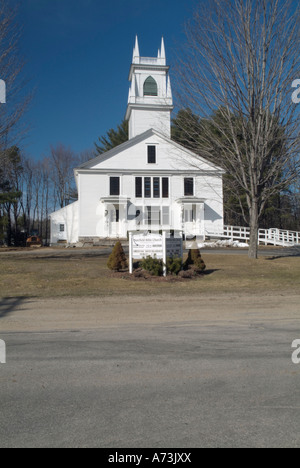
top-left (125, 37), bottom-right (174, 140)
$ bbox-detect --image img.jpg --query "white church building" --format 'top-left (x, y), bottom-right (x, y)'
top-left (50, 37), bottom-right (224, 245)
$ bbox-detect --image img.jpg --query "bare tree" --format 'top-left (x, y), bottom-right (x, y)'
top-left (78, 148), bottom-right (96, 165)
top-left (176, 0), bottom-right (300, 258)
top-left (0, 0), bottom-right (31, 152)
top-left (20, 156), bottom-right (34, 235)
top-left (0, 146), bottom-right (23, 244)
top-left (18, 156), bottom-right (54, 242)
top-left (39, 158), bottom-right (51, 242)
top-left (50, 144), bottom-right (78, 209)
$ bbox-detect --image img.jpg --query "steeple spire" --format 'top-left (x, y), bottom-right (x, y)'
top-left (132, 36), bottom-right (140, 63)
top-left (167, 75), bottom-right (172, 99)
top-left (160, 37), bottom-right (166, 64)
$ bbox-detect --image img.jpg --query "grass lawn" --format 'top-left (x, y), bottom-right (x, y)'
top-left (0, 250), bottom-right (299, 298)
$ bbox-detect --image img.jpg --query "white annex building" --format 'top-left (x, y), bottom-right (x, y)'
top-left (50, 37), bottom-right (224, 245)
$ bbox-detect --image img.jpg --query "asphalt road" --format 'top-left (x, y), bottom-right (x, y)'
top-left (1, 312), bottom-right (300, 448)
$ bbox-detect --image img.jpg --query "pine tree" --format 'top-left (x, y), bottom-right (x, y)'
top-left (184, 249), bottom-right (206, 272)
top-left (107, 241), bottom-right (128, 271)
top-left (95, 120), bottom-right (128, 155)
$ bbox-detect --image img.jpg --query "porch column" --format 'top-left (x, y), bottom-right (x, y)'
top-left (120, 202), bottom-right (127, 238)
top-left (197, 203), bottom-right (205, 240)
top-left (104, 204), bottom-right (110, 238)
top-left (181, 204), bottom-right (185, 232)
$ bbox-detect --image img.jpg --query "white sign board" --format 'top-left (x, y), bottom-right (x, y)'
top-left (129, 231), bottom-right (183, 276)
top-left (131, 233), bottom-right (164, 260)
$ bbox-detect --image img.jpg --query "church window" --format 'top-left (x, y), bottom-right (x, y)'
top-left (147, 145), bottom-right (156, 164)
top-left (184, 178), bottom-right (194, 196)
top-left (185, 206), bottom-right (196, 223)
top-left (110, 177), bottom-right (120, 196)
top-left (147, 206), bottom-right (161, 226)
top-left (153, 177), bottom-right (160, 198)
top-left (144, 76), bottom-right (158, 96)
top-left (144, 177), bottom-right (151, 198)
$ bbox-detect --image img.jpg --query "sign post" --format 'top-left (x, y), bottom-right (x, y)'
top-left (129, 231), bottom-right (133, 274)
top-left (162, 231), bottom-right (167, 277)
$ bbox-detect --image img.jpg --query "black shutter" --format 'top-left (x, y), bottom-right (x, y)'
top-left (162, 178), bottom-right (169, 198)
top-left (135, 177), bottom-right (142, 198)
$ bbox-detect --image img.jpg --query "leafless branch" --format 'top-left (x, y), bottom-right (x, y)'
top-left (175, 0), bottom-right (300, 257)
top-left (0, 0), bottom-right (31, 154)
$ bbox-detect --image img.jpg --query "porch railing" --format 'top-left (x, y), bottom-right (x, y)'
top-left (205, 225), bottom-right (300, 247)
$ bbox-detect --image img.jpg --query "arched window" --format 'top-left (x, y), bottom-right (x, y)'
top-left (143, 76), bottom-right (158, 96)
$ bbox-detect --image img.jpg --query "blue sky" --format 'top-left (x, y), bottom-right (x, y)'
top-left (15, 0), bottom-right (196, 160)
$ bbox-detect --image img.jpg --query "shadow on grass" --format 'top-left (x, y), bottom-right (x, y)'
top-left (131, 264), bottom-right (221, 276)
top-left (265, 246), bottom-right (300, 261)
top-left (10, 250), bottom-right (113, 261)
top-left (0, 296), bottom-right (33, 319)
top-left (204, 269), bottom-right (221, 276)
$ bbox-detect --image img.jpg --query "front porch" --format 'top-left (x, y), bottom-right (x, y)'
top-left (97, 197), bottom-right (206, 241)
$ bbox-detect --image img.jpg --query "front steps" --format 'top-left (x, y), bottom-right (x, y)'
top-left (77, 237), bottom-right (128, 247)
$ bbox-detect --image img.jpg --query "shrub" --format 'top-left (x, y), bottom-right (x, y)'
top-left (166, 256), bottom-right (183, 276)
top-left (141, 256), bottom-right (164, 276)
top-left (107, 241), bottom-right (128, 271)
top-left (184, 248), bottom-right (206, 272)
top-left (178, 269), bottom-right (195, 279)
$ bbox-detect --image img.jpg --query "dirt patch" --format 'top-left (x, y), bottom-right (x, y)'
top-left (0, 292), bottom-right (299, 333)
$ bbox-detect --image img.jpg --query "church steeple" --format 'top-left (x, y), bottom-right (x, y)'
top-left (125, 37), bottom-right (174, 140)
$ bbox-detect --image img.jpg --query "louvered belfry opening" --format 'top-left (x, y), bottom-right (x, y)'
top-left (143, 76), bottom-right (158, 96)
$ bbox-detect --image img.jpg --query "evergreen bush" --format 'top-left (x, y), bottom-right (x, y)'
top-left (141, 256), bottom-right (164, 276)
top-left (166, 257), bottom-right (183, 276)
top-left (184, 248), bottom-right (206, 272)
top-left (107, 241), bottom-right (128, 271)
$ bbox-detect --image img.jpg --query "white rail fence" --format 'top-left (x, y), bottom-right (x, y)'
top-left (206, 225), bottom-right (300, 247)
